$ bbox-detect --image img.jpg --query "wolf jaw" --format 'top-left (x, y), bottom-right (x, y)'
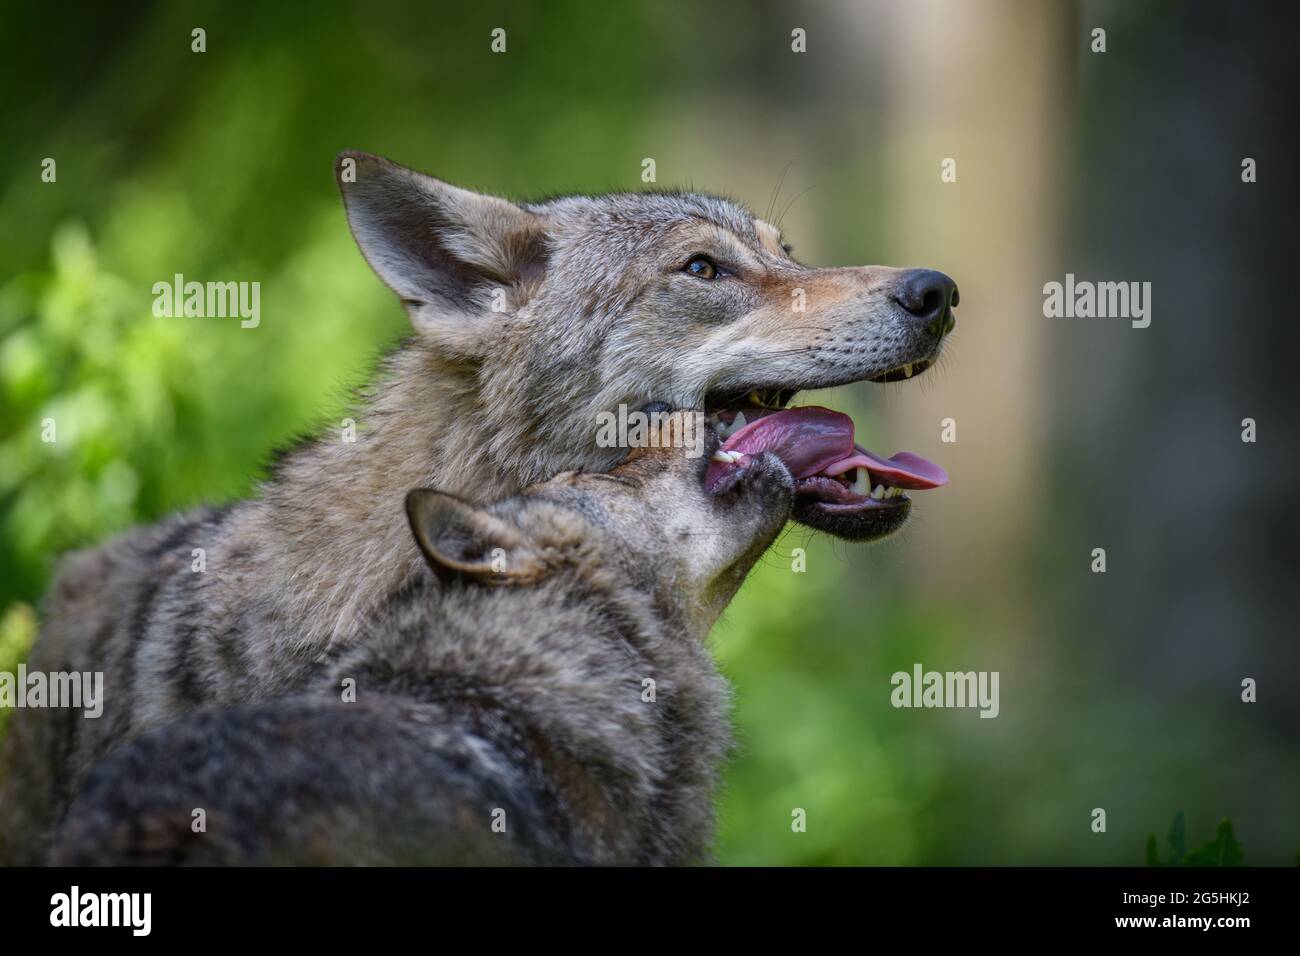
top-left (702, 382), bottom-right (949, 541)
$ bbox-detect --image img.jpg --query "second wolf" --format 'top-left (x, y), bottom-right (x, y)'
top-left (53, 416), bottom-right (791, 864)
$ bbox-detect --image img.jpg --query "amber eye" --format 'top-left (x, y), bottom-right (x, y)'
top-left (683, 255), bottom-right (718, 280)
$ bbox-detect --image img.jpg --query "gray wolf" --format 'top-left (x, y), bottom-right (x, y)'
top-left (1, 152), bottom-right (956, 863)
top-left (51, 415), bottom-right (792, 865)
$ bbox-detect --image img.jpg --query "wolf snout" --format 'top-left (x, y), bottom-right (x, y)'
top-left (709, 450), bottom-right (793, 503)
top-left (893, 268), bottom-right (958, 338)
top-left (747, 451), bottom-right (794, 495)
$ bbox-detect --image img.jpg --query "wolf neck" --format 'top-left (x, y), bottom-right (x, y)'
top-left (250, 343), bottom-right (523, 653)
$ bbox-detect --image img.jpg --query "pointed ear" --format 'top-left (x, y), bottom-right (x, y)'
top-left (405, 489), bottom-right (548, 586)
top-left (335, 151), bottom-right (549, 337)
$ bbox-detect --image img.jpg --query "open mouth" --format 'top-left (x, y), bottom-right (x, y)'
top-left (704, 389), bottom-right (947, 541)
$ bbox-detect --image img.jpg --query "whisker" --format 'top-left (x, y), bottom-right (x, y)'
top-left (765, 161), bottom-right (793, 223)
top-left (776, 182), bottom-right (817, 230)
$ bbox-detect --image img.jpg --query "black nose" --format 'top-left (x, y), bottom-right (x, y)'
top-left (894, 269), bottom-right (958, 337)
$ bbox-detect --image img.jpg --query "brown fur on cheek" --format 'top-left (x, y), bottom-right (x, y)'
top-left (753, 219), bottom-right (786, 258)
top-left (741, 270), bottom-right (860, 334)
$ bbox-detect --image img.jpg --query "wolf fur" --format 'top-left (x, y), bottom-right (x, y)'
top-left (50, 418), bottom-right (793, 865)
top-left (2, 152), bottom-right (950, 863)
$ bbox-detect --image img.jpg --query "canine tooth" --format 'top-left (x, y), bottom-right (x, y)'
top-left (902, 363), bottom-right (913, 379)
top-left (850, 468), bottom-right (870, 496)
top-left (731, 411), bottom-right (747, 431)
top-left (870, 484), bottom-right (886, 500)
top-left (711, 449), bottom-right (741, 464)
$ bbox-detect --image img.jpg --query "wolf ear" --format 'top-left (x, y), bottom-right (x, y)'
top-left (405, 489), bottom-right (547, 586)
top-left (335, 151), bottom-right (548, 337)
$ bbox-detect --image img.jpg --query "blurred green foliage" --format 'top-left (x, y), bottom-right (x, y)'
top-left (0, 605), bottom-right (37, 740)
top-left (0, 209), bottom-right (397, 603)
top-left (1145, 811), bottom-right (1244, 866)
top-left (714, 551), bottom-right (969, 864)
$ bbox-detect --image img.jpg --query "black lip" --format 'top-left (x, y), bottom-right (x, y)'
top-left (706, 353), bottom-right (940, 409)
top-left (792, 495), bottom-right (911, 541)
top-left (868, 358), bottom-right (935, 384)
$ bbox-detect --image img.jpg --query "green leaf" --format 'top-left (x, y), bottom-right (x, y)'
top-left (1184, 820), bottom-right (1244, 867)
top-left (1167, 809), bottom-right (1186, 863)
top-left (1145, 813), bottom-right (1245, 866)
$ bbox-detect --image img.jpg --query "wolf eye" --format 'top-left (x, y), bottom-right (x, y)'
top-left (683, 255), bottom-right (719, 280)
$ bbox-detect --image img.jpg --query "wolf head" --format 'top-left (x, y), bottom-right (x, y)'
top-left (404, 412), bottom-right (792, 634)
top-left (338, 152), bottom-right (954, 542)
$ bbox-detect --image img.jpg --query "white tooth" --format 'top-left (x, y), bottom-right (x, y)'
top-left (850, 467), bottom-right (870, 496)
top-left (902, 363), bottom-right (913, 379)
top-left (870, 484), bottom-right (886, 500)
top-left (711, 450), bottom-right (735, 463)
top-left (731, 411), bottom-right (748, 432)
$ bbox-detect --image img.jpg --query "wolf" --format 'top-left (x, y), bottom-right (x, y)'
top-left (51, 415), bottom-right (792, 865)
top-left (0, 152), bottom-right (957, 863)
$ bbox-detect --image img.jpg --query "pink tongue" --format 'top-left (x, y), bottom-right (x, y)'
top-left (715, 406), bottom-right (947, 490)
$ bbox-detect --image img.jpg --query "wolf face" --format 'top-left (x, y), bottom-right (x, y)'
top-left (339, 151), bottom-right (955, 542)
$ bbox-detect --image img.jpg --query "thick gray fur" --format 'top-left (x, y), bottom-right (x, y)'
top-left (52, 422), bottom-right (793, 864)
